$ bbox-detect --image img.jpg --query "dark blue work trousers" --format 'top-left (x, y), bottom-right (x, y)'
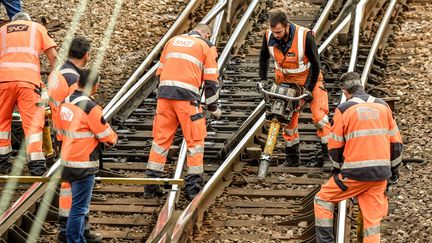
top-left (1, 0), bottom-right (21, 19)
top-left (66, 174), bottom-right (95, 243)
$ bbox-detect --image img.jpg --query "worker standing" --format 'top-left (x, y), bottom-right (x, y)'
top-left (0, 12), bottom-right (57, 175)
top-left (314, 72), bottom-right (403, 242)
top-left (259, 8), bottom-right (330, 167)
top-left (144, 24), bottom-right (221, 200)
top-left (1, 0), bottom-right (21, 20)
top-left (59, 69), bottom-right (117, 243)
top-left (48, 36), bottom-right (89, 152)
top-left (48, 37), bottom-right (102, 243)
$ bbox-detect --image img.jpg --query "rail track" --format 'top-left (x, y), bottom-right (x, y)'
top-left (0, 0), bottom-right (406, 242)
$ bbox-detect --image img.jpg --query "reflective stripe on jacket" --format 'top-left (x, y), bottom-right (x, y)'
top-left (266, 24), bottom-right (311, 85)
top-left (328, 91), bottom-right (403, 181)
top-left (0, 20), bottom-right (56, 86)
top-left (59, 91), bottom-right (117, 181)
top-left (156, 31), bottom-right (219, 108)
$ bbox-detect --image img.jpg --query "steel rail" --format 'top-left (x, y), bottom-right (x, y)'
top-left (318, 14), bottom-right (351, 54)
top-left (0, 2), bottom-right (226, 235)
top-left (104, 0), bottom-right (228, 115)
top-left (146, 2), bottom-right (227, 242)
top-left (336, 0), bottom-right (370, 242)
top-left (347, 0), bottom-right (369, 73)
top-left (170, 2), bottom-right (334, 240)
top-left (361, 0), bottom-right (397, 85)
top-left (312, 0), bottom-right (337, 39)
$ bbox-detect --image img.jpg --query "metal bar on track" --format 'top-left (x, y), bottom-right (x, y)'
top-left (0, 176), bottom-right (184, 186)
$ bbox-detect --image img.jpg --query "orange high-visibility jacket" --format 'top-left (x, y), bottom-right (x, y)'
top-left (59, 91), bottom-right (117, 181)
top-left (328, 92), bottom-right (403, 181)
top-left (48, 60), bottom-right (80, 140)
top-left (0, 20), bottom-right (56, 86)
top-left (156, 31), bottom-right (219, 110)
top-left (265, 24), bottom-right (315, 85)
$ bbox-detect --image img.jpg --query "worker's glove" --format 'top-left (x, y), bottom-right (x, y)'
top-left (330, 167), bottom-right (341, 175)
top-left (210, 107), bottom-right (222, 119)
top-left (389, 168), bottom-right (399, 185)
top-left (304, 90), bottom-right (313, 103)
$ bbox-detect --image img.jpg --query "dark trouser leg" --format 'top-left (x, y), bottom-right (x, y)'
top-left (66, 174), bottom-right (95, 243)
top-left (282, 144), bottom-right (300, 167)
top-left (144, 169), bottom-right (163, 198)
top-left (184, 174), bottom-right (204, 200)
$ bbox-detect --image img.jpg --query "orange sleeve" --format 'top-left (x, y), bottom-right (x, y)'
top-left (37, 23), bottom-right (57, 51)
top-left (87, 105), bottom-right (118, 145)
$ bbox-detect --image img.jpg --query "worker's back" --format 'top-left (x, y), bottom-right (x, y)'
top-left (0, 20), bottom-right (55, 85)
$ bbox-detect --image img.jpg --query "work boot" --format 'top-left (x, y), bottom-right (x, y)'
top-left (84, 231), bottom-right (103, 243)
top-left (57, 231), bottom-right (102, 243)
top-left (28, 160), bottom-right (47, 176)
top-left (184, 174), bottom-right (204, 201)
top-left (0, 153), bottom-right (12, 175)
top-left (306, 143), bottom-right (331, 170)
top-left (143, 169), bottom-right (163, 198)
top-left (281, 144), bottom-right (300, 167)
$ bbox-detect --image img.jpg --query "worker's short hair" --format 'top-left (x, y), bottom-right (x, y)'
top-left (192, 24), bottom-right (212, 35)
top-left (68, 37), bottom-right (90, 59)
top-left (338, 72), bottom-right (364, 94)
top-left (78, 69), bottom-right (100, 89)
top-left (11, 12), bottom-right (31, 21)
top-left (268, 9), bottom-right (289, 28)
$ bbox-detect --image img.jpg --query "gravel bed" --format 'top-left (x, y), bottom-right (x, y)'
top-left (380, 2), bottom-right (432, 242)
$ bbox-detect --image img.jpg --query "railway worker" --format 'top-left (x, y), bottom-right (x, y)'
top-left (144, 24), bottom-right (221, 200)
top-left (0, 12), bottom-right (57, 175)
top-left (1, 0), bottom-right (21, 20)
top-left (48, 37), bottom-right (102, 243)
top-left (314, 72), bottom-right (403, 243)
top-left (58, 69), bottom-right (117, 243)
top-left (259, 8), bottom-right (330, 168)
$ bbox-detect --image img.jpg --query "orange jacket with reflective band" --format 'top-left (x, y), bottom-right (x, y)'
top-left (328, 92), bottom-right (403, 181)
top-left (48, 60), bottom-right (80, 140)
top-left (156, 32), bottom-right (219, 109)
top-left (59, 91), bottom-right (117, 181)
top-left (0, 20), bottom-right (57, 86)
top-left (266, 24), bottom-right (316, 85)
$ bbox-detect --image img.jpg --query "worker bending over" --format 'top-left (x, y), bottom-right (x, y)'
top-left (145, 24), bottom-right (221, 200)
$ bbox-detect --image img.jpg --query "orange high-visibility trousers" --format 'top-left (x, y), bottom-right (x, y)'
top-left (282, 78), bottom-right (330, 146)
top-left (59, 182), bottom-right (72, 217)
top-left (147, 98), bottom-right (206, 174)
top-left (314, 174), bottom-right (388, 243)
top-left (0, 81), bottom-right (45, 162)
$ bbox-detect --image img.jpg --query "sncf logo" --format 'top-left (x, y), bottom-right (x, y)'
top-left (60, 106), bottom-right (74, 121)
top-left (173, 37), bottom-right (195, 47)
top-left (7, 24), bottom-right (29, 33)
top-left (357, 107), bottom-right (379, 121)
